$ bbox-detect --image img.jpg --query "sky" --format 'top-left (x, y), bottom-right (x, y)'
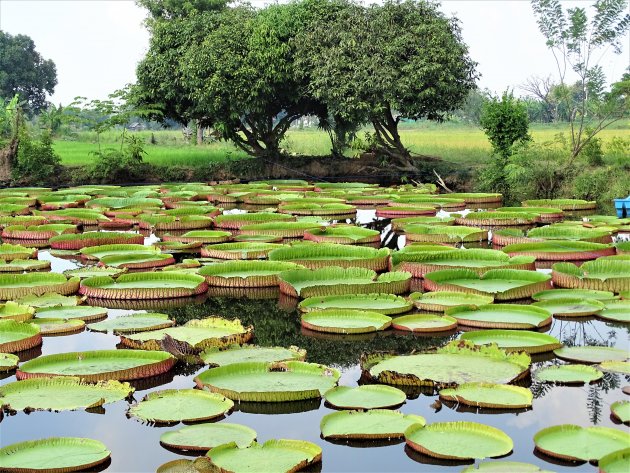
top-left (1, 0), bottom-right (628, 105)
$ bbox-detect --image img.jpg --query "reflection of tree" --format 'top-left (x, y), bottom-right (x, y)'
top-left (163, 297), bottom-right (456, 368)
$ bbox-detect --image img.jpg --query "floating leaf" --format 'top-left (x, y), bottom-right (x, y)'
top-left (391, 314), bottom-right (457, 333)
top-left (533, 424), bottom-right (630, 461)
top-left (323, 385), bottom-right (406, 410)
top-left (301, 309), bottom-right (392, 334)
top-left (439, 383), bottom-right (533, 409)
top-left (599, 361), bottom-right (630, 375)
top-left (80, 272), bottom-right (208, 300)
top-left (200, 345), bottom-right (305, 366)
top-left (461, 461), bottom-right (554, 472)
top-left (128, 389), bottom-right (233, 423)
top-left (599, 447), bottom-right (630, 473)
top-left (35, 305), bottom-right (108, 322)
top-left (0, 353), bottom-right (19, 372)
top-left (321, 409), bottom-right (425, 439)
top-left (445, 304), bottom-right (552, 329)
top-left (553, 346), bottom-right (629, 364)
top-left (611, 401), bottom-right (630, 424)
top-left (299, 293), bottom-right (412, 314)
top-left (532, 298), bottom-right (605, 317)
top-left (0, 320), bottom-right (41, 353)
top-left (534, 364), bottom-right (603, 384)
top-left (87, 313), bottom-right (174, 334)
top-left (409, 291), bottom-right (494, 312)
top-left (160, 423), bottom-right (257, 452)
top-left (459, 330), bottom-right (562, 353)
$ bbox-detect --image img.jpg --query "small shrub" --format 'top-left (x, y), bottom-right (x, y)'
top-left (581, 131), bottom-right (604, 166)
top-left (13, 130), bottom-right (60, 184)
top-left (570, 168), bottom-right (611, 202)
top-left (89, 133), bottom-right (148, 183)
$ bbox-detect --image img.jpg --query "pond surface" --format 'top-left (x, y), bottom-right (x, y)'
top-left (1, 209), bottom-right (628, 472)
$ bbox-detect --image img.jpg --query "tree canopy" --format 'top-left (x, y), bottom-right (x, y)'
top-left (0, 31), bottom-right (57, 114)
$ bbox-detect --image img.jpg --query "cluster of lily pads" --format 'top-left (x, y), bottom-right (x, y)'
top-left (0, 181), bottom-right (628, 472)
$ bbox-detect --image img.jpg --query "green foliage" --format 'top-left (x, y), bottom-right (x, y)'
top-left (531, 0), bottom-right (630, 159)
top-left (0, 95), bottom-right (20, 145)
top-left (89, 132), bottom-right (148, 183)
top-left (581, 129), bottom-right (604, 166)
top-left (12, 129), bottom-right (60, 184)
top-left (570, 167), bottom-right (611, 201)
top-left (0, 31), bottom-right (57, 114)
top-left (480, 91), bottom-right (531, 159)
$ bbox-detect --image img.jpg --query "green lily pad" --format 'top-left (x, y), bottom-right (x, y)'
top-left (159, 423), bottom-right (257, 452)
top-left (532, 298), bottom-right (605, 317)
top-left (423, 268), bottom-right (551, 301)
top-left (206, 439), bottom-right (321, 473)
top-left (553, 346), bottom-right (629, 363)
top-left (98, 252), bottom-right (175, 269)
top-left (301, 309), bottom-right (392, 334)
top-left (35, 305), bottom-right (108, 322)
top-left (200, 345), bottom-right (306, 366)
top-left (17, 349), bottom-right (176, 381)
top-left (533, 424), bottom-right (630, 461)
top-left (551, 260), bottom-right (630, 293)
top-left (0, 377), bottom-right (133, 411)
top-left (270, 244), bottom-right (390, 271)
top-left (365, 340), bottom-right (530, 387)
top-left (321, 409), bottom-right (425, 439)
top-left (80, 272), bottom-right (208, 300)
top-left (0, 301), bottom-right (35, 322)
top-left (80, 244), bottom-right (159, 260)
top-left (611, 401), bottom-right (630, 423)
top-left (460, 330), bottom-right (562, 353)
top-left (405, 421), bottom-right (513, 460)
top-left (87, 313), bottom-right (174, 334)
top-left (439, 383), bottom-right (533, 409)
top-left (532, 289), bottom-right (617, 301)
top-left (391, 314), bottom-right (458, 333)
top-left (462, 461), bottom-right (554, 472)
top-left (0, 273), bottom-right (79, 300)
top-left (304, 226), bottom-right (381, 244)
top-left (299, 293), bottom-right (412, 314)
top-left (15, 293), bottom-right (84, 307)
top-left (31, 318), bottom-right (85, 335)
top-left (598, 305), bottom-right (630, 323)
top-left (63, 266), bottom-right (127, 279)
top-left (599, 361), bottom-right (630, 375)
top-left (533, 364), bottom-right (603, 384)
top-left (445, 304), bottom-right (552, 329)
top-left (0, 353), bottom-right (19, 372)
top-left (120, 317), bottom-right (252, 352)
top-left (0, 437), bottom-right (111, 472)
top-left (128, 389), bottom-right (233, 423)
top-left (408, 291), bottom-right (494, 312)
top-left (323, 385), bottom-right (407, 410)
top-left (0, 320), bottom-right (41, 353)
top-left (599, 448), bottom-right (630, 473)
top-left (0, 259), bottom-right (51, 272)
top-left (201, 242), bottom-right (283, 260)
top-left (195, 361), bottom-right (340, 402)
top-left (199, 260), bottom-right (303, 287)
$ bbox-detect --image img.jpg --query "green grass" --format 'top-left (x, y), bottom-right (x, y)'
top-left (54, 122), bottom-right (630, 168)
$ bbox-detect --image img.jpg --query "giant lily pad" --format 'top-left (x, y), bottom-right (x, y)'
top-left (2, 224), bottom-right (78, 240)
top-left (599, 448), bottom-right (630, 473)
top-left (0, 273), bottom-right (80, 300)
top-left (0, 320), bottom-right (41, 352)
top-left (31, 318), bottom-right (85, 335)
top-left (79, 272), bottom-right (208, 299)
top-left (17, 349), bottom-right (176, 381)
top-left (533, 424), bottom-right (630, 462)
top-left (159, 423), bottom-right (257, 452)
top-left (49, 231), bottom-right (144, 250)
top-left (304, 226), bottom-right (381, 244)
top-left (63, 266), bottom-right (127, 279)
top-left (552, 259), bottom-right (630, 292)
top-left (162, 230), bottom-right (233, 244)
top-left (523, 198), bottom-right (596, 210)
top-left (0, 437), bottom-right (111, 472)
top-left (87, 313), bottom-right (174, 334)
top-left (502, 241), bottom-right (615, 260)
top-left (98, 252), bottom-right (176, 269)
top-left (206, 439), bottom-right (321, 473)
top-left (199, 261), bottom-right (303, 287)
top-left (445, 304), bottom-right (552, 329)
top-left (323, 385), bottom-right (406, 410)
top-left (391, 314), bottom-right (458, 333)
top-left (0, 259), bottom-right (51, 272)
top-left (0, 377), bottom-right (133, 411)
top-left (423, 269), bottom-right (551, 301)
top-left (299, 293), bottom-right (412, 314)
top-left (301, 309), bottom-right (392, 334)
top-left (461, 461), bottom-right (554, 472)
top-left (460, 330), bottom-right (562, 353)
top-left (15, 292), bottom-right (83, 307)
top-left (128, 389), bottom-right (233, 423)
top-left (270, 244), bottom-right (390, 271)
top-left (599, 361), bottom-right (630, 375)
top-left (532, 298), bottom-right (605, 317)
top-left (598, 301), bottom-right (630, 323)
top-left (279, 267), bottom-right (411, 298)
top-left (0, 353), bottom-right (19, 372)
top-left (409, 291), bottom-right (494, 312)
top-left (456, 211), bottom-right (538, 227)
top-left (404, 224), bottom-right (488, 244)
top-left (120, 317), bottom-right (252, 352)
top-left (200, 345), bottom-right (306, 366)
top-left (200, 242), bottom-right (283, 260)
top-left (0, 301), bottom-right (35, 322)
top-left (364, 340), bottom-right (531, 387)
top-left (80, 244), bottom-right (157, 260)
top-left (532, 288), bottom-right (616, 301)
top-left (553, 346), bottom-right (629, 364)
top-left (321, 409), bottom-right (425, 439)
top-left (214, 212), bottom-right (294, 229)
top-left (405, 421), bottom-right (513, 460)
top-left (240, 221), bottom-right (322, 238)
top-left (611, 401), bottom-right (630, 423)
top-left (392, 248), bottom-right (535, 278)
top-left (0, 243), bottom-right (37, 260)
top-left (534, 364), bottom-right (603, 384)
top-left (438, 383), bottom-right (533, 409)
top-left (195, 361), bottom-right (340, 402)
top-left (35, 305), bottom-right (108, 322)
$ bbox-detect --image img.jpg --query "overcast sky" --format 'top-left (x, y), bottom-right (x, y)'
top-left (1, 0), bottom-right (628, 105)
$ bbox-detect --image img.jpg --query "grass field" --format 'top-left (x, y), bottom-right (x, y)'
top-left (53, 122), bottom-right (630, 168)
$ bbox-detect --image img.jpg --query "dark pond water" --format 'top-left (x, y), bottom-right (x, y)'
top-left (1, 209), bottom-right (629, 472)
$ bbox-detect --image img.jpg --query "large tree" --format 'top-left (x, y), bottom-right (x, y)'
top-left (183, 1), bottom-right (328, 158)
top-left (0, 31), bottom-right (57, 114)
top-left (531, 0), bottom-right (630, 161)
top-left (296, 0), bottom-right (477, 170)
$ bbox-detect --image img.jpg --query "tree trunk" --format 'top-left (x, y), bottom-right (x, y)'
top-left (196, 121), bottom-right (203, 146)
top-left (0, 138), bottom-right (18, 182)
